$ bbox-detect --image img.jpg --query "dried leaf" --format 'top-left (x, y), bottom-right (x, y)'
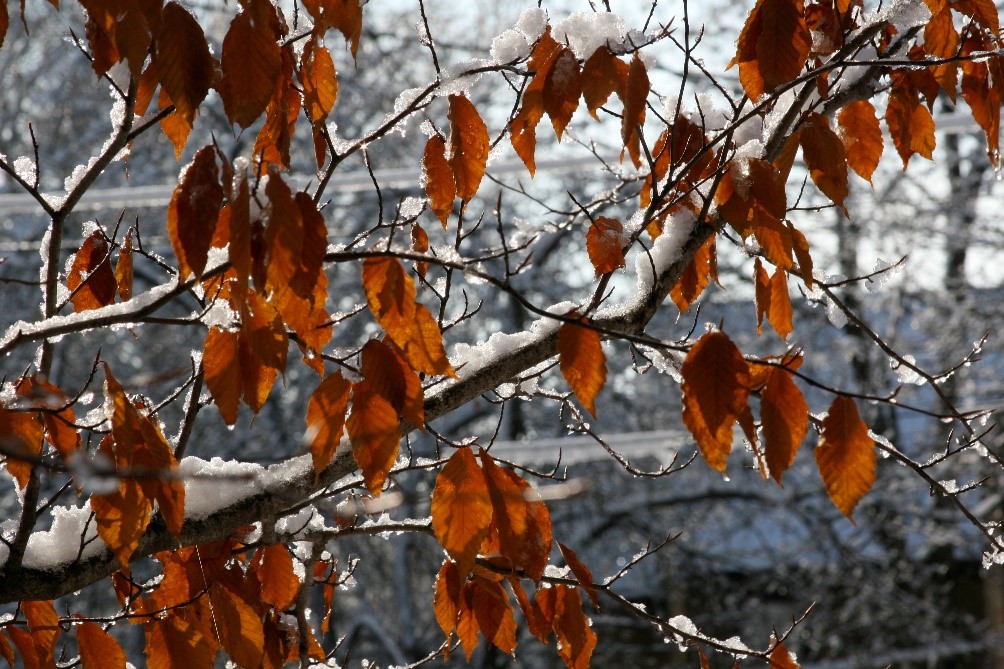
top-left (154, 3), bottom-right (213, 125)
top-left (681, 331), bottom-right (751, 472)
top-left (434, 559), bottom-right (463, 639)
top-left (815, 396), bottom-right (876, 519)
top-left (510, 29), bottom-right (561, 175)
top-left (299, 40), bottom-right (338, 125)
top-left (423, 134), bottom-right (455, 227)
top-left (553, 585), bottom-right (597, 669)
top-left (471, 577), bottom-right (518, 655)
top-left (761, 367), bottom-right (808, 484)
top-left (557, 318), bottom-right (607, 417)
top-left (306, 371), bottom-right (351, 474)
top-left (115, 228), bottom-right (134, 301)
top-left (621, 54), bottom-right (649, 167)
top-left (799, 113), bottom-right (848, 208)
top-left (770, 640), bottom-right (802, 668)
top-left (258, 544), bottom-right (300, 611)
top-left (167, 145), bottom-right (223, 279)
top-left (448, 95), bottom-right (489, 201)
top-left (67, 230), bottom-right (116, 311)
top-left (585, 217), bottom-right (625, 276)
top-left (431, 448), bottom-right (493, 578)
top-left (731, 0), bottom-right (811, 99)
top-left (837, 100), bottom-right (882, 182)
top-left (209, 579), bottom-right (265, 669)
top-left (22, 601), bottom-right (58, 668)
top-left (144, 617), bottom-right (214, 669)
top-left (346, 381), bottom-right (401, 495)
top-left (479, 449), bottom-right (529, 563)
top-left (402, 305), bottom-right (455, 379)
top-left (542, 48), bottom-right (581, 139)
top-left (581, 47), bottom-right (628, 119)
top-left (204, 327), bottom-right (242, 426)
top-left (219, 7), bottom-right (281, 128)
top-left (558, 542), bottom-right (598, 609)
top-left (77, 620), bottom-right (126, 669)
top-left (302, 0), bottom-right (363, 57)
top-left (767, 268), bottom-right (793, 340)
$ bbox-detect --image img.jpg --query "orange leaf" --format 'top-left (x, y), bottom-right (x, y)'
top-left (7, 626), bottom-right (41, 669)
top-left (456, 583), bottom-right (479, 660)
top-left (22, 600), bottom-right (58, 668)
top-left (0, 403), bottom-right (44, 489)
top-left (553, 585), bottom-right (597, 669)
top-left (204, 327), bottom-right (242, 426)
top-left (209, 579), bottom-right (265, 669)
top-left (448, 95), bottom-right (489, 201)
top-left (402, 305), bottom-right (456, 379)
top-left (886, 71), bottom-right (936, 168)
top-left (153, 2), bottom-right (213, 125)
top-left (471, 577), bottom-right (518, 656)
top-left (144, 617), bottom-right (214, 669)
top-left (558, 542), bottom-right (598, 609)
top-left (681, 331), bottom-right (751, 472)
top-left (479, 449), bottom-right (529, 563)
top-left (76, 620), bottom-right (126, 669)
top-left (67, 230), bottom-right (116, 311)
top-left (799, 113), bottom-right (848, 208)
top-left (167, 145), bottom-right (223, 279)
top-left (115, 228), bottom-right (134, 301)
top-left (431, 448), bottom-right (493, 578)
top-left (346, 381), bottom-right (401, 495)
top-left (306, 371), bottom-right (351, 474)
top-left (671, 235), bottom-right (717, 312)
top-left (263, 172), bottom-right (304, 299)
top-left (732, 0), bottom-right (811, 99)
top-left (158, 88), bottom-right (193, 159)
top-left (585, 217), bottom-right (625, 276)
top-left (257, 544), bottom-right (300, 611)
top-left (754, 257), bottom-right (771, 336)
top-left (434, 559), bottom-right (463, 639)
top-left (543, 47), bottom-right (581, 139)
top-left (510, 29), bottom-right (562, 176)
top-left (508, 576), bottom-right (551, 641)
top-left (423, 134), bottom-right (455, 227)
top-left (770, 640), bottom-right (802, 668)
top-left (229, 176), bottom-right (252, 300)
top-left (244, 289), bottom-right (288, 373)
top-left (790, 223), bottom-right (813, 288)
top-left (760, 367), bottom-right (808, 484)
top-left (299, 40), bottom-right (338, 125)
top-left (363, 256), bottom-right (417, 345)
top-left (837, 100), bottom-right (883, 182)
top-left (557, 318), bottom-right (607, 417)
top-left (302, 0), bottom-right (363, 57)
top-left (515, 478), bottom-right (553, 582)
top-left (581, 47), bottom-right (628, 119)
top-left (92, 478), bottom-right (152, 569)
top-left (360, 339), bottom-right (424, 429)
top-left (621, 54), bottom-right (649, 167)
top-left (767, 268), bottom-right (793, 340)
top-left (219, 6), bottom-right (281, 128)
top-left (815, 396), bottom-right (876, 519)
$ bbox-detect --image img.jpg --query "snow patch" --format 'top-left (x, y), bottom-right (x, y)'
top-left (551, 12), bottom-right (626, 60)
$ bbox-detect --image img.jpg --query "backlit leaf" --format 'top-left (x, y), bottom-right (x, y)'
top-left (158, 88), bottom-right (193, 159)
top-left (456, 583), bottom-right (479, 660)
top-left (423, 134), bottom-right (455, 227)
top-left (300, 40), bottom-right (338, 125)
top-left (837, 100), bottom-right (882, 182)
top-left (621, 54), bottom-right (649, 167)
top-left (558, 542), bottom-right (598, 609)
top-left (306, 371), bottom-right (351, 474)
top-left (754, 257), bottom-right (771, 336)
top-left (886, 71), bottom-right (936, 168)
top-left (671, 235), bottom-right (717, 311)
top-left (153, 3), bottom-right (213, 125)
top-left (581, 47), bottom-right (628, 119)
top-left (767, 268), bottom-right (793, 340)
top-left (542, 48), bottom-right (581, 139)
top-left (448, 95), bottom-right (489, 201)
top-left (167, 145), bottom-right (223, 279)
top-left (258, 544), bottom-right (300, 611)
top-left (471, 577), bottom-right (518, 655)
top-left (557, 318), bottom-right (607, 417)
top-left (434, 559), bottom-right (463, 639)
top-left (144, 617), bottom-right (214, 669)
top-left (115, 227), bottom-right (134, 301)
top-left (479, 449), bottom-right (529, 562)
top-left (553, 585), bottom-right (597, 669)
top-left (799, 113), bottom-right (848, 208)
top-left (363, 256), bottom-right (416, 346)
top-left (361, 339), bottom-right (424, 429)
top-left (770, 640), bottom-right (802, 668)
top-left (77, 620), bottom-right (126, 669)
top-left (92, 478), bottom-right (152, 569)
top-left (731, 0), bottom-right (811, 99)
top-left (510, 30), bottom-right (561, 175)
top-left (402, 305), bottom-right (456, 379)
top-left (815, 396), bottom-right (876, 519)
top-left (204, 327), bottom-right (242, 426)
top-left (431, 447), bottom-right (493, 578)
top-left (209, 579), bottom-right (264, 669)
top-left (67, 230), bottom-right (116, 311)
top-left (346, 381), bottom-right (401, 495)
top-left (219, 6), bottom-right (281, 128)
top-left (681, 331), bottom-right (751, 472)
top-left (760, 367), bottom-right (808, 484)
top-left (22, 600), bottom-right (58, 668)
top-left (585, 217), bottom-right (625, 276)
top-left (302, 0), bottom-right (363, 57)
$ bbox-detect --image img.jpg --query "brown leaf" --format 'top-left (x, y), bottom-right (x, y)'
top-left (158, 88), bottom-right (193, 159)
top-left (67, 230), bottom-right (116, 311)
top-left (144, 616), bottom-right (214, 669)
top-left (402, 305), bottom-right (456, 378)
top-left (553, 585), bottom-right (597, 669)
top-left (153, 3), bottom-right (213, 125)
top-left (886, 71), bottom-right (936, 168)
top-left (799, 113), bottom-right (848, 208)
top-left (731, 0), bottom-right (811, 99)
top-left (767, 268), bottom-right (793, 340)
top-left (557, 318), bottom-right (607, 417)
top-left (115, 228), bottom-right (134, 301)
top-left (299, 40), bottom-right (338, 125)
top-left (204, 327), bottom-right (242, 425)
top-left (257, 544), bottom-right (300, 612)
top-left (363, 256), bottom-right (417, 345)
top-left (754, 257), bottom-right (771, 336)
top-left (92, 478), bottom-right (153, 569)
top-left (837, 100), bottom-right (882, 182)
top-left (479, 449), bottom-right (529, 563)
top-left (434, 559), bottom-right (463, 640)
top-left (423, 134), bottom-right (455, 227)
top-left (302, 0), bottom-right (364, 57)
top-left (585, 217), bottom-right (625, 276)
top-left (263, 172), bottom-right (304, 299)
top-left (306, 371), bottom-right (351, 474)
top-left (471, 577), bottom-right (518, 655)
top-left (167, 146), bottom-right (223, 279)
top-left (681, 331), bottom-right (751, 472)
top-left (346, 381), bottom-right (401, 495)
top-left (209, 579), bottom-right (265, 668)
top-left (671, 235), bottom-right (717, 311)
top-left (22, 600), bottom-right (58, 668)
top-left (761, 367), bottom-right (808, 484)
top-left (770, 640), bottom-right (802, 668)
top-left (815, 396), bottom-right (876, 519)
top-left (581, 47), bottom-right (628, 119)
top-left (558, 542), bottom-right (598, 609)
top-left (510, 29), bottom-right (562, 176)
top-left (219, 7), bottom-right (281, 128)
top-left (361, 339), bottom-right (424, 429)
top-left (76, 620), bottom-right (126, 669)
top-left (431, 448), bottom-right (493, 578)
top-left (621, 54), bottom-right (649, 167)
top-left (543, 47), bottom-right (581, 139)
top-left (448, 95), bottom-right (489, 201)
top-left (456, 583), bottom-right (479, 660)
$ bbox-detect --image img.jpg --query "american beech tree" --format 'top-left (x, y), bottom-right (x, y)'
top-left (0, 0), bottom-right (1002, 667)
